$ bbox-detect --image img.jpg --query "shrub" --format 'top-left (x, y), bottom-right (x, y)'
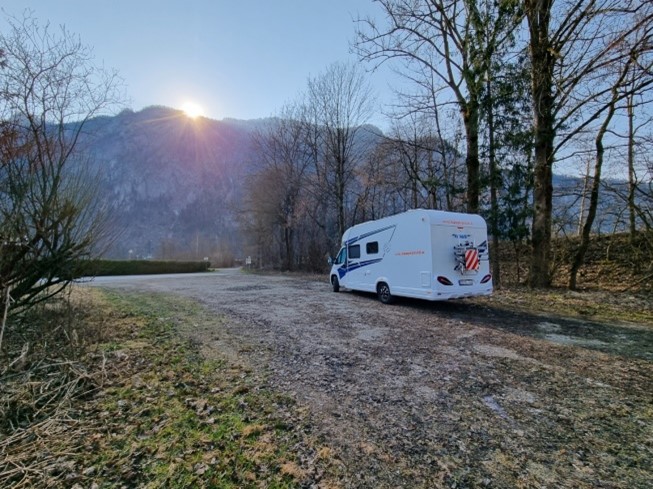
top-left (79, 260), bottom-right (211, 277)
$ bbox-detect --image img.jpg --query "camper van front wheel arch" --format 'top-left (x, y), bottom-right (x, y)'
top-left (331, 275), bottom-right (340, 292)
top-left (377, 282), bottom-right (394, 304)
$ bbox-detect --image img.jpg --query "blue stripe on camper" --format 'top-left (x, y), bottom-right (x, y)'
top-left (338, 258), bottom-right (383, 279)
top-left (344, 225), bottom-right (396, 246)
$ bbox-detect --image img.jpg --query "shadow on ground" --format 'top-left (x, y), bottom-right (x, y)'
top-left (350, 291), bottom-right (653, 361)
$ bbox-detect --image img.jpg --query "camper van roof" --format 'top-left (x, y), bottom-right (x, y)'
top-left (409, 209), bottom-right (486, 227)
top-left (342, 209), bottom-right (487, 243)
top-left (357, 209), bottom-right (486, 227)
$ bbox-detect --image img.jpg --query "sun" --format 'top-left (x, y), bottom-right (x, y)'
top-left (181, 101), bottom-right (205, 119)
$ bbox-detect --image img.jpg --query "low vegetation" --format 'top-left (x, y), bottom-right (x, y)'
top-left (497, 231), bottom-right (653, 294)
top-left (0, 289), bottom-right (332, 488)
top-left (479, 286), bottom-right (653, 328)
top-left (82, 259), bottom-right (212, 277)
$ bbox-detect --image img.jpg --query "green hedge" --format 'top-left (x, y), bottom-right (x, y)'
top-left (77, 260), bottom-right (211, 277)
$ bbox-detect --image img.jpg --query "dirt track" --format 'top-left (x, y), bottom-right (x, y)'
top-left (92, 270), bottom-right (653, 488)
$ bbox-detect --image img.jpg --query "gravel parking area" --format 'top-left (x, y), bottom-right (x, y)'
top-left (93, 270), bottom-right (653, 488)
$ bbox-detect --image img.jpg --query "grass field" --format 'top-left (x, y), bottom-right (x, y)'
top-left (0, 289), bottom-right (333, 488)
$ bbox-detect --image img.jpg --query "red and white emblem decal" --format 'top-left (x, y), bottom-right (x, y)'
top-left (465, 249), bottom-right (480, 271)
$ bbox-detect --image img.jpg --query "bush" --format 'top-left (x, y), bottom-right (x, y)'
top-left (79, 260), bottom-right (211, 277)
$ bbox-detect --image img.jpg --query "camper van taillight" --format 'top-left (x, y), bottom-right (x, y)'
top-left (437, 276), bottom-right (453, 286)
top-left (480, 274), bottom-right (492, 284)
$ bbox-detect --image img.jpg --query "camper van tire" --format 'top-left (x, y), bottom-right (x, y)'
top-left (377, 282), bottom-right (394, 304)
top-left (331, 276), bottom-right (340, 293)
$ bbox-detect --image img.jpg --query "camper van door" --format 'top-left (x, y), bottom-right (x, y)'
top-left (345, 242), bottom-right (363, 288)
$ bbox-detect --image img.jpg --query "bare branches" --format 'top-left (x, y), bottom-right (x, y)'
top-left (247, 103), bottom-right (315, 270)
top-left (0, 12), bottom-right (122, 319)
top-left (524, 0), bottom-right (653, 287)
top-left (306, 62), bottom-right (375, 237)
top-left (355, 0), bottom-right (523, 213)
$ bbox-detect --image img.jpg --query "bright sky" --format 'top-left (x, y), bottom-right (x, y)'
top-left (2, 0), bottom-right (396, 127)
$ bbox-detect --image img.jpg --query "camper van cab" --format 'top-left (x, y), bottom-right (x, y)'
top-left (329, 209), bottom-right (492, 303)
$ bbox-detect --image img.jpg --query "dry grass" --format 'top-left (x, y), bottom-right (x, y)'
top-left (0, 288), bottom-right (335, 488)
top-left (497, 231), bottom-right (653, 294)
top-left (479, 286), bottom-right (653, 327)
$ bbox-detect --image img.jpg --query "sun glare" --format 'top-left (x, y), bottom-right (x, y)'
top-left (181, 101), bottom-right (205, 119)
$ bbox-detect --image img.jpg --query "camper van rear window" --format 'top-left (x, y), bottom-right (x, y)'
top-left (348, 244), bottom-right (361, 259)
top-left (366, 242), bottom-right (379, 255)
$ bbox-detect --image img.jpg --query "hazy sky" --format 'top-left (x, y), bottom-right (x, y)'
top-left (2, 0), bottom-right (396, 126)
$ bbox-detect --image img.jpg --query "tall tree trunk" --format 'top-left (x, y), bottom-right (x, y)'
top-left (463, 102), bottom-right (480, 214)
top-left (568, 128), bottom-right (607, 290)
top-left (337, 164), bottom-right (346, 238)
top-left (336, 129), bottom-right (346, 237)
top-left (526, 0), bottom-right (555, 288)
top-left (487, 74), bottom-right (501, 288)
top-left (627, 92), bottom-right (637, 242)
top-left (530, 143), bottom-right (554, 288)
top-left (284, 226), bottom-right (294, 271)
top-left (569, 83), bottom-right (621, 289)
top-left (412, 152), bottom-right (419, 209)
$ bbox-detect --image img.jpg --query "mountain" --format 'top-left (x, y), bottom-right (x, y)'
top-left (79, 106), bottom-right (264, 262)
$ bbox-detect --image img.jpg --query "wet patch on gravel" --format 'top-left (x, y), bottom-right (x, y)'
top-left (223, 285), bottom-right (271, 292)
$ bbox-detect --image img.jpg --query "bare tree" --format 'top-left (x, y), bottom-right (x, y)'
top-left (386, 111), bottom-right (465, 211)
top-left (624, 65), bottom-right (653, 239)
top-left (354, 137), bottom-right (418, 219)
top-left (240, 166), bottom-right (286, 268)
top-left (356, 0), bottom-right (521, 213)
top-left (524, 0), bottom-right (653, 287)
top-left (568, 14), bottom-right (653, 288)
top-left (305, 62), bottom-right (375, 239)
top-left (351, 139), bottom-right (405, 221)
top-left (250, 104), bottom-right (313, 270)
top-left (0, 14), bottom-right (122, 322)
top-left (602, 122), bottom-right (653, 236)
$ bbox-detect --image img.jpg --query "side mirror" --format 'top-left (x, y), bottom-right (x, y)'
top-left (327, 256), bottom-right (333, 265)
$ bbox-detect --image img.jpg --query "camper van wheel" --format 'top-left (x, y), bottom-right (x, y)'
top-left (331, 276), bottom-right (340, 292)
top-left (377, 282), bottom-right (394, 304)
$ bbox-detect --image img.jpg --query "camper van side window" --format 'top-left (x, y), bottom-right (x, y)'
top-left (348, 244), bottom-right (361, 259)
top-left (366, 241), bottom-right (379, 255)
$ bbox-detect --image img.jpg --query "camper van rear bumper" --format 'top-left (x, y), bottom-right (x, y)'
top-left (430, 288), bottom-right (493, 301)
top-left (393, 285), bottom-right (493, 301)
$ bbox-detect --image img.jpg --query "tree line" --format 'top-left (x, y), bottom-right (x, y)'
top-left (244, 0), bottom-right (653, 289)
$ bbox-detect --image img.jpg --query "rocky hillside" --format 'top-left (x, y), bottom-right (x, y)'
top-left (79, 106), bottom-right (266, 261)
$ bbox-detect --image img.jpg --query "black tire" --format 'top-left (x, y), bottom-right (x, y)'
top-left (377, 282), bottom-right (394, 304)
top-left (331, 275), bottom-right (340, 292)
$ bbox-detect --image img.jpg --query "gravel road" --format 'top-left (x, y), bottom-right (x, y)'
top-left (91, 270), bottom-right (653, 488)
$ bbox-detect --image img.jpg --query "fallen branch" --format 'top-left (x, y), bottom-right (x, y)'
top-left (0, 285), bottom-right (12, 353)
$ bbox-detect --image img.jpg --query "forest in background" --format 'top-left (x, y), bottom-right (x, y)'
top-left (240, 0), bottom-right (653, 291)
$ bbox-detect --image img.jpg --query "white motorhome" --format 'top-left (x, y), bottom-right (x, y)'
top-left (329, 209), bottom-right (492, 303)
